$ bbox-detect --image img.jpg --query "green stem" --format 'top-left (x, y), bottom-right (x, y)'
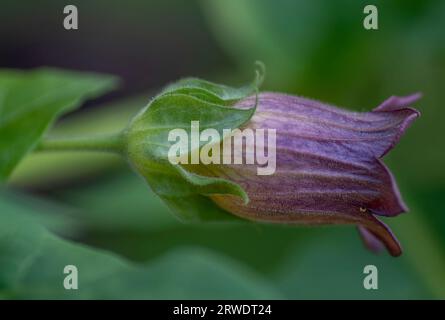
top-left (36, 132), bottom-right (125, 155)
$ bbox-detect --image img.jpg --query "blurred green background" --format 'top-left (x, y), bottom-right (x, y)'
top-left (1, 0), bottom-right (444, 299)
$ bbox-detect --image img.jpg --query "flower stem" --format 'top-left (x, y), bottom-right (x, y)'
top-left (36, 132), bottom-right (125, 155)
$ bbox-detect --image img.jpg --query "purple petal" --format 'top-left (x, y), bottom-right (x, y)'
top-left (373, 93), bottom-right (422, 157)
top-left (357, 215), bottom-right (402, 257)
top-left (207, 92), bottom-right (420, 256)
top-left (358, 226), bottom-right (386, 254)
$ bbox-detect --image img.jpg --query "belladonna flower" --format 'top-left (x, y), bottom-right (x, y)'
top-left (123, 66), bottom-right (419, 257)
top-left (207, 92), bottom-right (421, 257)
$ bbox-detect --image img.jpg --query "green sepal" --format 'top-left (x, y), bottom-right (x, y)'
top-left (160, 61), bottom-right (265, 105)
top-left (125, 63), bottom-right (265, 221)
top-left (137, 163), bottom-right (246, 222)
top-left (161, 194), bottom-right (244, 222)
top-left (127, 93), bottom-right (256, 159)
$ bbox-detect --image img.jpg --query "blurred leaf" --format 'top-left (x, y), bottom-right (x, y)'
top-left (0, 191), bottom-right (282, 299)
top-left (50, 171), bottom-right (445, 299)
top-left (392, 205), bottom-right (445, 299)
top-left (56, 171), bottom-right (177, 232)
top-left (273, 228), bottom-right (432, 299)
top-left (9, 95), bottom-right (147, 187)
top-left (0, 68), bottom-right (118, 181)
top-left (0, 189), bottom-right (79, 236)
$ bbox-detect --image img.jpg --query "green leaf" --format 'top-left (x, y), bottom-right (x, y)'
top-left (0, 68), bottom-right (118, 181)
top-left (126, 69), bottom-right (262, 221)
top-left (0, 191), bottom-right (282, 299)
top-left (9, 95), bottom-right (147, 187)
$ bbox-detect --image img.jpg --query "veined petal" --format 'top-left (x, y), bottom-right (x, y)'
top-left (207, 92), bottom-right (420, 256)
top-left (357, 215), bottom-right (402, 257)
top-left (238, 92), bottom-right (420, 161)
top-left (372, 93), bottom-right (421, 157)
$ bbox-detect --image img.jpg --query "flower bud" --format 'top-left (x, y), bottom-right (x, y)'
top-left (123, 63), bottom-right (419, 256)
